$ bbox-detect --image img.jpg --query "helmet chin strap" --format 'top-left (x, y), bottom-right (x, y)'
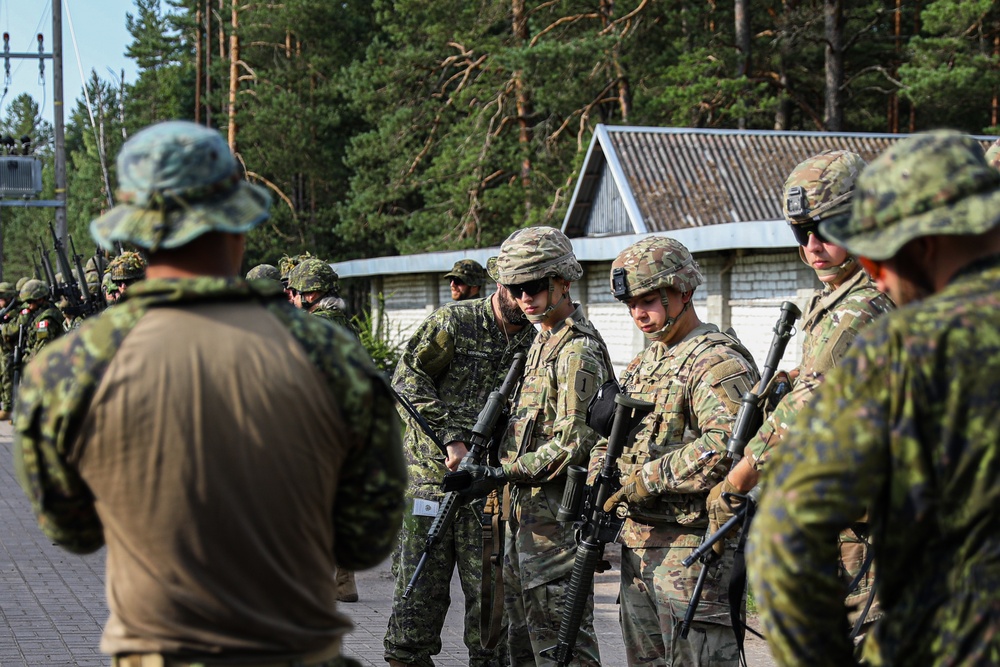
top-left (644, 288), bottom-right (688, 342)
top-left (799, 247), bottom-right (859, 284)
top-left (525, 276), bottom-right (568, 324)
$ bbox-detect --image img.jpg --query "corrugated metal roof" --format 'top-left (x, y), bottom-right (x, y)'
top-left (563, 125), bottom-right (995, 236)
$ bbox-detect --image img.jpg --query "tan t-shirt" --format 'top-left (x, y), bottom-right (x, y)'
top-left (71, 302), bottom-right (350, 657)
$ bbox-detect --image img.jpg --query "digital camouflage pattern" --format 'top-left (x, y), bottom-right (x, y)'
top-left (386, 296), bottom-right (533, 666)
top-left (490, 227), bottom-right (583, 284)
top-left (746, 269), bottom-right (893, 627)
top-left (748, 256), bottom-right (1000, 666)
top-left (19, 279), bottom-right (49, 302)
top-left (288, 258), bottom-right (340, 294)
top-left (22, 302), bottom-right (64, 362)
top-left (245, 263), bottom-right (280, 281)
top-left (13, 276), bottom-right (406, 568)
top-left (279, 252), bottom-right (316, 281)
top-left (310, 304), bottom-right (355, 333)
top-left (592, 323), bottom-right (757, 665)
top-left (501, 305), bottom-right (609, 666)
top-left (0, 290), bottom-right (20, 410)
top-left (108, 251), bottom-right (147, 282)
top-left (822, 130), bottom-right (1000, 261)
top-left (90, 121), bottom-right (271, 252)
top-left (609, 236), bottom-right (704, 299)
top-left (783, 150), bottom-right (866, 225)
top-left (0, 281), bottom-right (16, 300)
top-left (444, 259), bottom-right (487, 286)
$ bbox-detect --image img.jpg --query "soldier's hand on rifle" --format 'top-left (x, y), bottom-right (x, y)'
top-left (706, 478), bottom-right (742, 556)
top-left (445, 441), bottom-right (469, 471)
top-left (457, 460), bottom-right (506, 499)
top-left (603, 469), bottom-right (655, 512)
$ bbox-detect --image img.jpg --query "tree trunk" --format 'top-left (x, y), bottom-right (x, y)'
top-left (824, 0), bottom-right (844, 131)
top-left (600, 0), bottom-right (631, 122)
top-left (195, 7), bottom-right (202, 124)
top-left (512, 0), bottom-right (532, 192)
top-left (205, 0), bottom-right (212, 126)
top-left (228, 0), bottom-right (238, 151)
top-left (735, 0), bottom-right (751, 128)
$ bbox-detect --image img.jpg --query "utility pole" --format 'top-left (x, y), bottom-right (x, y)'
top-left (53, 0), bottom-right (68, 244)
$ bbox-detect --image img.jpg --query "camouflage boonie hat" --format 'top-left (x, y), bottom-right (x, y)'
top-left (19, 279), bottom-right (49, 302)
top-left (610, 236), bottom-right (703, 301)
top-left (109, 251), bottom-right (147, 282)
top-left (823, 130), bottom-right (1000, 261)
top-left (783, 150), bottom-right (867, 226)
top-left (90, 120), bottom-right (271, 252)
top-left (287, 258), bottom-right (340, 294)
top-left (246, 263), bottom-right (280, 281)
top-left (492, 227), bottom-right (583, 284)
top-left (444, 259), bottom-right (487, 286)
top-left (0, 281), bottom-right (16, 300)
top-left (985, 138), bottom-right (1000, 170)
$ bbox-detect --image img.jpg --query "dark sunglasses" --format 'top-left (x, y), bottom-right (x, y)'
top-left (504, 278), bottom-right (549, 299)
top-left (791, 220), bottom-right (828, 246)
top-left (449, 277), bottom-right (467, 286)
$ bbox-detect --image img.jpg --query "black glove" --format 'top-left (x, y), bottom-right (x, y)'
top-left (457, 460), bottom-right (507, 499)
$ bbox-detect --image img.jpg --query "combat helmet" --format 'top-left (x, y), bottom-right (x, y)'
top-left (611, 236), bottom-right (703, 342)
top-left (246, 263), bottom-right (281, 281)
top-left (492, 227), bottom-right (583, 324)
top-left (444, 259), bottom-right (487, 287)
top-left (15, 276), bottom-right (30, 292)
top-left (287, 258), bottom-right (339, 295)
top-left (0, 281), bottom-right (17, 301)
top-left (783, 149), bottom-right (866, 282)
top-left (19, 279), bottom-right (49, 302)
top-left (278, 252), bottom-right (315, 286)
top-left (109, 251), bottom-right (147, 283)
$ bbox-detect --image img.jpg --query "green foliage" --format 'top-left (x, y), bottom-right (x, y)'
top-left (352, 294), bottom-right (403, 374)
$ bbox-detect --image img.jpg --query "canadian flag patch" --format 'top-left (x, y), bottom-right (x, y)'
top-left (37, 320), bottom-right (48, 330)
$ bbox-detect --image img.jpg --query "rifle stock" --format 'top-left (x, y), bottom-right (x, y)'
top-left (540, 394), bottom-right (654, 666)
top-left (402, 351), bottom-right (527, 600)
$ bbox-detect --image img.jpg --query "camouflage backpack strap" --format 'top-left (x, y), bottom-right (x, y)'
top-left (568, 317), bottom-right (615, 380)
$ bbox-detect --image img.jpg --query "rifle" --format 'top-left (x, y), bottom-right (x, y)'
top-left (679, 300), bottom-right (801, 642)
top-left (539, 393), bottom-right (654, 666)
top-left (48, 224), bottom-right (100, 320)
top-left (402, 351), bottom-right (527, 600)
top-left (11, 323), bottom-right (25, 418)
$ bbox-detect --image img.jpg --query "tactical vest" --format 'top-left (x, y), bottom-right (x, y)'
top-left (618, 325), bottom-right (755, 525)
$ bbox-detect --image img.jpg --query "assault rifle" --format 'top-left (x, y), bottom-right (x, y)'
top-left (402, 351), bottom-right (527, 600)
top-left (46, 224), bottom-right (101, 319)
top-left (539, 393), bottom-right (654, 666)
top-left (679, 300), bottom-right (801, 642)
top-left (10, 323), bottom-right (25, 418)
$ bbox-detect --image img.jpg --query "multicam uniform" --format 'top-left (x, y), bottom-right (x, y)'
top-left (501, 305), bottom-right (609, 667)
top-left (14, 277), bottom-right (405, 663)
top-left (386, 297), bottom-right (534, 667)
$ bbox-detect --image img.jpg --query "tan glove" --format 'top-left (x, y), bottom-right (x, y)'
top-left (706, 478), bottom-right (742, 556)
top-left (603, 469), bottom-right (655, 512)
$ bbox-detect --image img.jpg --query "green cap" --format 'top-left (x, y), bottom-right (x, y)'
top-left (90, 120), bottom-right (271, 252)
top-left (822, 130), bottom-right (1000, 260)
top-left (444, 259), bottom-right (487, 286)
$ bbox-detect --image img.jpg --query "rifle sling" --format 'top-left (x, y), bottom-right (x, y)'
top-left (480, 487), bottom-right (507, 649)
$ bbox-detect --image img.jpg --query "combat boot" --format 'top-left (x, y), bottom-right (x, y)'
top-left (336, 568), bottom-right (358, 603)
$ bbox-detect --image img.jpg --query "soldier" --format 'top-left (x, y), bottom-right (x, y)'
top-left (444, 259), bottom-right (487, 301)
top-left (747, 130), bottom-right (1000, 665)
top-left (592, 236), bottom-right (759, 666)
top-left (287, 258), bottom-right (355, 332)
top-left (0, 281), bottom-right (19, 418)
top-left (461, 226), bottom-right (610, 666)
top-left (109, 251), bottom-right (147, 298)
top-left (384, 278), bottom-right (533, 667)
top-left (18, 279), bottom-right (64, 363)
top-left (246, 263), bottom-right (281, 282)
top-left (278, 252), bottom-right (315, 303)
top-left (708, 150), bottom-right (894, 635)
top-left (13, 120), bottom-right (406, 666)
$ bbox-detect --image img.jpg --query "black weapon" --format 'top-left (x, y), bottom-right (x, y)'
top-left (48, 224), bottom-right (100, 319)
top-left (680, 300), bottom-right (801, 642)
top-left (11, 323), bottom-right (25, 417)
top-left (70, 236), bottom-right (101, 313)
top-left (402, 351), bottom-right (527, 600)
top-left (539, 393), bottom-right (654, 666)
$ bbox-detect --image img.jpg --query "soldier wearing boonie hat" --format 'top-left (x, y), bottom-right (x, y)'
top-left (443, 259), bottom-right (486, 301)
top-left (13, 120), bottom-right (406, 667)
top-left (748, 130), bottom-right (1000, 666)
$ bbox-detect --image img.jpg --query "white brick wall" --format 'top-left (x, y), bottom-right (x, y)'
top-left (379, 249), bottom-right (822, 377)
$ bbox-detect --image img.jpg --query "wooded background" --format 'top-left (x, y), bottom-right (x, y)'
top-left (3, 0), bottom-right (998, 280)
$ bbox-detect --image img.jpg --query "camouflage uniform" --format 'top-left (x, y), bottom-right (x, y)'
top-left (385, 296), bottom-right (533, 667)
top-left (444, 259), bottom-right (488, 301)
top-left (18, 280), bottom-right (65, 362)
top-left (0, 281), bottom-right (19, 412)
top-left (488, 227), bottom-right (609, 667)
top-left (745, 151), bottom-right (894, 629)
top-left (600, 237), bottom-right (759, 666)
top-left (748, 131), bottom-right (1000, 666)
top-left (13, 120), bottom-right (407, 666)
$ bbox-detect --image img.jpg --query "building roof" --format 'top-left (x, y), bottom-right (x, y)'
top-left (561, 125), bottom-right (993, 237)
